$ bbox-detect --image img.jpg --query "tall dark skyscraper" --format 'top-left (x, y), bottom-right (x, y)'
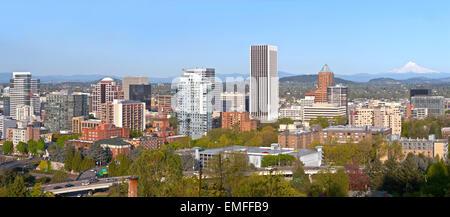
top-left (129, 84), bottom-right (151, 110)
top-left (410, 88), bottom-right (431, 100)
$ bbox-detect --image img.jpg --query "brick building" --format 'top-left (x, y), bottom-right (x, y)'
top-left (90, 77), bottom-right (124, 117)
top-left (124, 136), bottom-right (164, 150)
top-left (95, 138), bottom-right (132, 158)
top-left (391, 134), bottom-right (448, 160)
top-left (305, 65), bottom-right (335, 103)
top-left (221, 112), bottom-right (257, 132)
top-left (278, 125), bottom-right (392, 148)
top-left (72, 117), bottom-right (102, 134)
top-left (442, 127), bottom-right (450, 141)
top-left (80, 122), bottom-right (129, 141)
top-left (6, 121), bottom-right (40, 146)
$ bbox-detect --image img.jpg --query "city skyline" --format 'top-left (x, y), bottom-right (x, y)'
top-left (1, 0), bottom-right (449, 77)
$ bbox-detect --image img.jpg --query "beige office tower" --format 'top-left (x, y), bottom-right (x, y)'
top-left (250, 45), bottom-right (279, 123)
top-left (122, 76), bottom-right (149, 100)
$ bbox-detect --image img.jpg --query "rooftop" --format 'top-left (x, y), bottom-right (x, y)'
top-left (95, 137), bottom-right (132, 146)
top-left (323, 125), bottom-right (390, 132)
top-left (320, 64), bottom-right (332, 73)
top-left (198, 145), bottom-right (317, 156)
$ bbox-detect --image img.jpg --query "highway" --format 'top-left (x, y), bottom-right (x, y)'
top-left (41, 176), bottom-right (131, 195)
top-left (0, 157), bottom-right (42, 174)
top-left (76, 166), bottom-right (107, 181)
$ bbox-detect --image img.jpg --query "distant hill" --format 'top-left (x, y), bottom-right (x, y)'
top-left (0, 73), bottom-right (121, 84)
top-left (1, 71), bottom-right (448, 85)
top-left (336, 72), bottom-right (450, 82)
top-left (279, 74), bottom-right (355, 85)
top-left (367, 77), bottom-right (401, 85)
top-left (279, 74), bottom-right (450, 85)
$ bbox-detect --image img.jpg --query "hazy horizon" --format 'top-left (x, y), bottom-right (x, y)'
top-left (1, 0), bottom-right (449, 77)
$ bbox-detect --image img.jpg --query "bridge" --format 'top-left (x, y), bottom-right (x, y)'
top-left (41, 176), bottom-right (132, 195)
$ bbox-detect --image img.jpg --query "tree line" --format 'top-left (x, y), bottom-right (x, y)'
top-left (2, 139), bottom-right (46, 156)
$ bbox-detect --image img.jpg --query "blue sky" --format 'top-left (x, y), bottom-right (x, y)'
top-left (0, 0), bottom-right (449, 77)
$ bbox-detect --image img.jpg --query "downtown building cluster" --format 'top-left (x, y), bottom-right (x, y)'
top-left (0, 45), bottom-right (448, 163)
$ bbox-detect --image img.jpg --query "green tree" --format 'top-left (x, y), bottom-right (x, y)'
top-left (205, 151), bottom-right (250, 196)
top-left (38, 160), bottom-right (50, 171)
top-left (363, 158), bottom-right (384, 190)
top-left (2, 141), bottom-right (14, 154)
top-left (236, 174), bottom-right (301, 197)
top-left (80, 157), bottom-right (95, 171)
top-left (87, 142), bottom-right (112, 166)
top-left (260, 126), bottom-right (278, 146)
top-left (50, 171), bottom-right (69, 184)
top-left (129, 148), bottom-right (183, 197)
top-left (72, 151), bottom-right (83, 172)
top-left (108, 160), bottom-right (118, 177)
top-left (116, 154), bottom-right (131, 176)
top-left (56, 135), bottom-right (68, 148)
top-left (261, 154), bottom-right (296, 167)
top-left (422, 160), bottom-right (449, 197)
top-left (291, 160), bottom-right (311, 194)
top-left (385, 140), bottom-right (404, 161)
top-left (27, 139), bottom-right (38, 156)
top-left (107, 182), bottom-right (128, 197)
top-left (309, 116), bottom-right (329, 128)
top-left (331, 115), bottom-right (347, 126)
top-left (36, 139), bottom-right (46, 154)
top-left (130, 129), bottom-right (143, 138)
top-left (64, 146), bottom-right (74, 172)
top-left (30, 183), bottom-right (54, 197)
top-left (16, 141), bottom-right (28, 154)
top-left (8, 175), bottom-right (28, 197)
top-left (309, 168), bottom-right (349, 197)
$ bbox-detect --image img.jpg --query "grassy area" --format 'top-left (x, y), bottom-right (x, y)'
top-left (29, 169), bottom-right (59, 175)
top-left (25, 160), bottom-right (41, 165)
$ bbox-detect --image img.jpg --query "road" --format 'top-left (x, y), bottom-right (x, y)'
top-left (41, 176), bottom-right (130, 195)
top-left (0, 157), bottom-right (42, 174)
top-left (76, 166), bottom-right (107, 181)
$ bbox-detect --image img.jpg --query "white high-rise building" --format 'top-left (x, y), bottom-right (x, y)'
top-left (15, 104), bottom-right (34, 121)
top-left (9, 72), bottom-right (40, 119)
top-left (250, 45), bottom-right (279, 123)
top-left (172, 68), bottom-right (220, 139)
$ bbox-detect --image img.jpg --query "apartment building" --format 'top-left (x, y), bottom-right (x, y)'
top-left (391, 135), bottom-right (448, 159)
top-left (221, 112), bottom-right (257, 132)
top-left (90, 77), bottom-right (124, 117)
top-left (350, 104), bottom-right (402, 136)
top-left (80, 122), bottom-right (129, 141)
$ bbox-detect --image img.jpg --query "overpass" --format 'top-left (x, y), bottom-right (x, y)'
top-left (41, 176), bottom-right (132, 195)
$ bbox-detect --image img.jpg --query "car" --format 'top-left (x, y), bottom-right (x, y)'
top-left (90, 169), bottom-right (95, 172)
top-left (65, 184), bottom-right (74, 188)
top-left (81, 181), bottom-right (90, 186)
top-left (265, 166), bottom-right (273, 171)
top-left (106, 178), bottom-right (115, 182)
top-left (53, 186), bottom-right (62, 189)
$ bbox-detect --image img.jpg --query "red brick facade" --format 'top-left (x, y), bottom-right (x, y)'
top-left (81, 123), bottom-right (129, 141)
